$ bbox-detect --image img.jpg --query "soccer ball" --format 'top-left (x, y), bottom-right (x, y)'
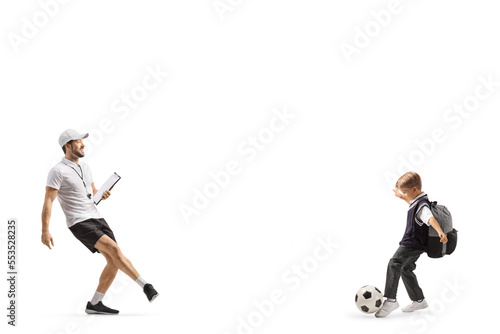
top-left (355, 285), bottom-right (383, 314)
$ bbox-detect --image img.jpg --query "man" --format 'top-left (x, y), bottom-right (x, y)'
top-left (41, 129), bottom-right (159, 315)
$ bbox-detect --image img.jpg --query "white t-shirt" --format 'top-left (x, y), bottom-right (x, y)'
top-left (411, 193), bottom-right (434, 226)
top-left (46, 157), bottom-right (103, 228)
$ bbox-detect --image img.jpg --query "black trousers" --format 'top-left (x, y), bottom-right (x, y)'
top-left (384, 245), bottom-right (425, 301)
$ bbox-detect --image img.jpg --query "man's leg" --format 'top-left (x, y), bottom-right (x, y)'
top-left (94, 234), bottom-right (140, 280)
top-left (96, 251), bottom-right (119, 294)
top-left (86, 251), bottom-right (120, 313)
top-left (94, 234), bottom-right (159, 302)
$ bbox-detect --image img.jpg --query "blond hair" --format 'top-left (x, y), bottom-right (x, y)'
top-left (395, 172), bottom-right (422, 190)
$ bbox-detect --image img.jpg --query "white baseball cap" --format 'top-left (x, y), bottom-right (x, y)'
top-left (58, 129), bottom-right (89, 147)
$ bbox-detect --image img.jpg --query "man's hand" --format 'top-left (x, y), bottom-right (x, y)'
top-left (42, 231), bottom-right (54, 249)
top-left (439, 232), bottom-right (448, 244)
top-left (101, 190), bottom-right (111, 200)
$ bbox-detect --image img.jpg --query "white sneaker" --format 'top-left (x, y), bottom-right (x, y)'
top-left (402, 299), bottom-right (428, 312)
top-left (375, 299), bottom-right (399, 318)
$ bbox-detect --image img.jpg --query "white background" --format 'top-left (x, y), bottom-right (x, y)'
top-left (1, 1), bottom-right (499, 333)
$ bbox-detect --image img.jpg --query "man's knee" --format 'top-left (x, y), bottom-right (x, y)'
top-left (105, 246), bottom-right (125, 265)
top-left (96, 235), bottom-right (121, 257)
top-left (101, 251), bottom-right (118, 269)
top-left (104, 257), bottom-right (119, 273)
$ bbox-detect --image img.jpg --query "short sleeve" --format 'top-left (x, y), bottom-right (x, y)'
top-left (84, 164), bottom-right (94, 184)
top-left (416, 205), bottom-right (433, 226)
top-left (46, 167), bottom-right (63, 190)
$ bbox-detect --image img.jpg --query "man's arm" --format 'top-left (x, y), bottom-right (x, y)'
top-left (91, 182), bottom-right (111, 200)
top-left (41, 186), bottom-right (58, 249)
top-left (428, 217), bottom-right (448, 243)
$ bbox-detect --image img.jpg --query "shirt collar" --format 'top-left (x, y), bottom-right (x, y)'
top-left (410, 192), bottom-right (427, 204)
top-left (61, 157), bottom-right (80, 169)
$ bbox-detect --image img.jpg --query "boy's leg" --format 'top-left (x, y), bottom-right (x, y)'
top-left (376, 247), bottom-right (405, 317)
top-left (400, 258), bottom-right (428, 312)
top-left (384, 246), bottom-right (424, 299)
top-left (384, 246), bottom-right (406, 299)
top-left (401, 255), bottom-right (424, 301)
top-left (377, 246), bottom-right (423, 318)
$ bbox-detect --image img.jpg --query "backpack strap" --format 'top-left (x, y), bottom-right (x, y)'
top-left (409, 195), bottom-right (431, 233)
top-left (417, 197), bottom-right (431, 224)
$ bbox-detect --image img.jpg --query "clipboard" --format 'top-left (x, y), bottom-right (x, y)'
top-left (94, 172), bottom-right (121, 205)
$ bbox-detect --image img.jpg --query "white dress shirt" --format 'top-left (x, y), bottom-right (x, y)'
top-left (410, 192), bottom-right (434, 226)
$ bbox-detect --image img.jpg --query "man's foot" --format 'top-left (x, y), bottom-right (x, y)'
top-left (144, 283), bottom-right (159, 303)
top-left (402, 299), bottom-right (428, 312)
top-left (85, 301), bottom-right (119, 315)
top-left (375, 299), bottom-right (399, 318)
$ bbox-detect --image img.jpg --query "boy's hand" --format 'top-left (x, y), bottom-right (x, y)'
top-left (439, 232), bottom-right (448, 243)
top-left (101, 190), bottom-right (111, 200)
top-left (393, 188), bottom-right (405, 200)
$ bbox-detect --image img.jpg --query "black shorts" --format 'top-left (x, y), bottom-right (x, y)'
top-left (69, 218), bottom-right (117, 254)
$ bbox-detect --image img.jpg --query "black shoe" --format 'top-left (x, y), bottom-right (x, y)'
top-left (144, 283), bottom-right (159, 303)
top-left (85, 301), bottom-right (119, 315)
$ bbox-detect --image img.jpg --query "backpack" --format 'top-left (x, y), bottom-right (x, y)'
top-left (423, 200), bottom-right (458, 258)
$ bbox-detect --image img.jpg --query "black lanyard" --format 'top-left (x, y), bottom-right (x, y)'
top-left (65, 163), bottom-right (92, 199)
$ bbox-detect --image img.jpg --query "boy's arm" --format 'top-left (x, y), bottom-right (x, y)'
top-left (393, 189), bottom-right (411, 205)
top-left (428, 217), bottom-right (448, 243)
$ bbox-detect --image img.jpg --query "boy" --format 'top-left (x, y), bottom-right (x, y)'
top-left (375, 172), bottom-right (448, 318)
